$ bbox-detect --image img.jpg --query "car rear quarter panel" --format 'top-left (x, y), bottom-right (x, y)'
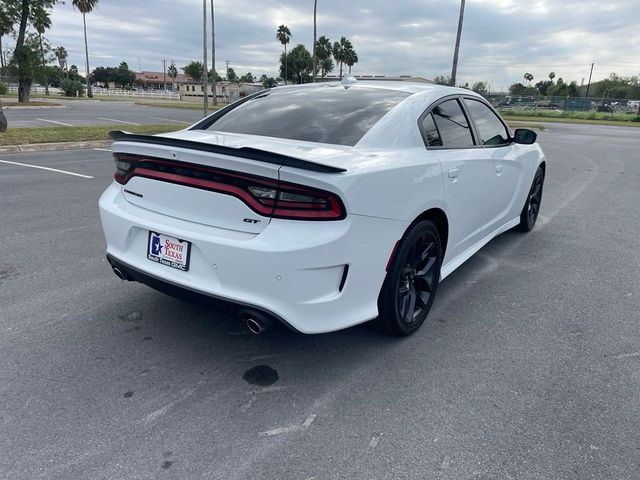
top-left (279, 148), bottom-right (446, 222)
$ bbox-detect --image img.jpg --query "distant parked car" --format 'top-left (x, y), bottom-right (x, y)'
top-left (100, 81), bottom-right (546, 336)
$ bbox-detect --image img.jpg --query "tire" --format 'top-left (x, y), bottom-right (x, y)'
top-left (376, 220), bottom-right (442, 336)
top-left (516, 166), bottom-right (544, 232)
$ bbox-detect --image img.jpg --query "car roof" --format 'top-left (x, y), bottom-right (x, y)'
top-left (275, 80), bottom-right (475, 97)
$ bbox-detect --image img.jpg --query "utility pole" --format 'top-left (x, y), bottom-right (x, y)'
top-left (450, 0), bottom-right (465, 87)
top-left (211, 0), bottom-right (216, 105)
top-left (312, 0), bottom-right (317, 83)
top-left (202, 0), bottom-right (209, 116)
top-left (585, 61), bottom-right (595, 98)
top-left (162, 59), bottom-right (167, 91)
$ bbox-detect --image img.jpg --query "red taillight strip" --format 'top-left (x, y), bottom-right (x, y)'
top-left (114, 154), bottom-right (346, 221)
top-left (128, 167), bottom-right (276, 216)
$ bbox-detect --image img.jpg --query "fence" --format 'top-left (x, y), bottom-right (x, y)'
top-left (5, 85), bottom-right (181, 100)
top-left (490, 94), bottom-right (640, 117)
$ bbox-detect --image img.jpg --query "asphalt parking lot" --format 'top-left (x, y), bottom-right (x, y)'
top-left (1, 123), bottom-right (639, 479)
top-left (4, 98), bottom-right (203, 128)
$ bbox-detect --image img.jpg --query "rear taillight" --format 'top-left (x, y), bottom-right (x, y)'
top-left (113, 153), bottom-right (346, 221)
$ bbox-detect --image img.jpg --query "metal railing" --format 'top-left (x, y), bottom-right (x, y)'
top-left (4, 85), bottom-right (181, 100)
top-left (490, 95), bottom-right (640, 116)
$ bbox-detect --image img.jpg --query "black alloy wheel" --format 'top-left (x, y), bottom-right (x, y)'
top-left (377, 220), bottom-right (442, 336)
top-left (517, 166), bottom-right (545, 232)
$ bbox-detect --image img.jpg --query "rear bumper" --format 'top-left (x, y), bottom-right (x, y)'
top-left (106, 254), bottom-right (297, 331)
top-left (99, 182), bottom-right (408, 334)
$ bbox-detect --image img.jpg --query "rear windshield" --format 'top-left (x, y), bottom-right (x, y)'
top-left (204, 86), bottom-right (411, 146)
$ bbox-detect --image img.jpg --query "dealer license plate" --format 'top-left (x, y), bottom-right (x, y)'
top-left (147, 231), bottom-right (191, 271)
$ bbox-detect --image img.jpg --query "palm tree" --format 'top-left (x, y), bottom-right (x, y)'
top-left (332, 37), bottom-right (350, 79)
top-left (315, 35), bottom-right (332, 79)
top-left (72, 0), bottom-right (99, 98)
top-left (524, 72), bottom-right (534, 86)
top-left (167, 62), bottom-right (178, 90)
top-left (32, 6), bottom-right (52, 95)
top-left (344, 45), bottom-right (358, 74)
top-left (276, 25), bottom-right (291, 85)
top-left (53, 46), bottom-right (68, 73)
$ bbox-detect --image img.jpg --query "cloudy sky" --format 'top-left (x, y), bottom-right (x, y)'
top-left (26, 0), bottom-right (640, 90)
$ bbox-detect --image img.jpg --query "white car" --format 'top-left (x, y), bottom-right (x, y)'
top-left (99, 80), bottom-right (545, 336)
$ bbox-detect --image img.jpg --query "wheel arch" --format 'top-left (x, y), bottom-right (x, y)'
top-left (407, 207), bottom-right (449, 259)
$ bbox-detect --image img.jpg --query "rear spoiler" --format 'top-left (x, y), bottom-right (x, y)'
top-left (109, 131), bottom-right (347, 174)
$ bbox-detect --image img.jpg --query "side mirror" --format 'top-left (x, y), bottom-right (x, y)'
top-left (513, 128), bottom-right (537, 145)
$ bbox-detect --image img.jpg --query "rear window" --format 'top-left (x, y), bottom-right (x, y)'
top-left (204, 86), bottom-right (411, 146)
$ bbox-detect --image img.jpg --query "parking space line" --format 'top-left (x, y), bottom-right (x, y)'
top-left (97, 117), bottom-right (141, 126)
top-left (93, 148), bottom-right (112, 152)
top-left (0, 159), bottom-right (94, 179)
top-left (37, 118), bottom-right (73, 127)
top-left (150, 116), bottom-right (191, 125)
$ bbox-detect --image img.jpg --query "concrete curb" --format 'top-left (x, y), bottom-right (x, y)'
top-left (0, 140), bottom-right (112, 153)
top-left (2, 105), bottom-right (67, 110)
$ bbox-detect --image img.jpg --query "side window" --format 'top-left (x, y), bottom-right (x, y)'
top-left (463, 99), bottom-right (510, 146)
top-left (421, 113), bottom-right (442, 147)
top-left (430, 99), bottom-right (474, 148)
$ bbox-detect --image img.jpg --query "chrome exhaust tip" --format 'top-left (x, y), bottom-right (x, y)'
top-left (112, 266), bottom-right (129, 281)
top-left (240, 310), bottom-right (274, 335)
top-left (246, 317), bottom-right (266, 335)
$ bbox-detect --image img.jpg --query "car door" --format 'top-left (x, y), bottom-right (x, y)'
top-left (420, 97), bottom-right (495, 263)
top-left (462, 97), bottom-right (522, 225)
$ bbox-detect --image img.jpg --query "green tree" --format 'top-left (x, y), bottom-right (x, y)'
top-left (276, 24), bottom-right (291, 85)
top-left (72, 0), bottom-right (99, 98)
top-left (53, 46), bottom-right (68, 72)
top-left (535, 79), bottom-right (552, 95)
top-left (60, 77), bottom-right (85, 96)
top-left (332, 37), bottom-right (351, 79)
top-left (319, 57), bottom-right (334, 79)
top-left (344, 44), bottom-right (358, 74)
top-left (261, 75), bottom-right (277, 88)
top-left (91, 66), bottom-right (113, 86)
top-left (9, 33), bottom-right (51, 101)
top-left (167, 63), bottom-right (178, 80)
top-left (31, 4), bottom-right (52, 95)
top-left (5, 0), bottom-right (58, 102)
top-left (315, 35), bottom-right (332, 78)
top-left (226, 67), bottom-right (238, 82)
top-left (239, 72), bottom-right (255, 83)
top-left (548, 72), bottom-right (555, 82)
top-left (509, 82), bottom-right (537, 95)
top-left (433, 75), bottom-right (451, 85)
top-left (523, 72), bottom-right (534, 86)
top-left (0, 3), bottom-right (17, 70)
top-left (280, 44), bottom-right (312, 84)
top-left (182, 61), bottom-right (204, 81)
top-left (208, 68), bottom-right (221, 82)
top-left (471, 81), bottom-right (488, 94)
top-left (114, 61), bottom-right (135, 88)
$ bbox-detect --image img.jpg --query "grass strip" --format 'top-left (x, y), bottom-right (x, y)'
top-left (135, 100), bottom-right (223, 110)
top-left (503, 115), bottom-right (640, 127)
top-left (0, 124), bottom-right (180, 146)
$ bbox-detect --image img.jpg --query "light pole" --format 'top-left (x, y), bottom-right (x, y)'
top-left (450, 0), bottom-right (465, 87)
top-left (585, 61), bottom-right (595, 98)
top-left (162, 59), bottom-right (167, 91)
top-left (211, 0), bottom-right (216, 105)
top-left (202, 0), bottom-right (209, 116)
top-left (312, 0), bottom-right (317, 83)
